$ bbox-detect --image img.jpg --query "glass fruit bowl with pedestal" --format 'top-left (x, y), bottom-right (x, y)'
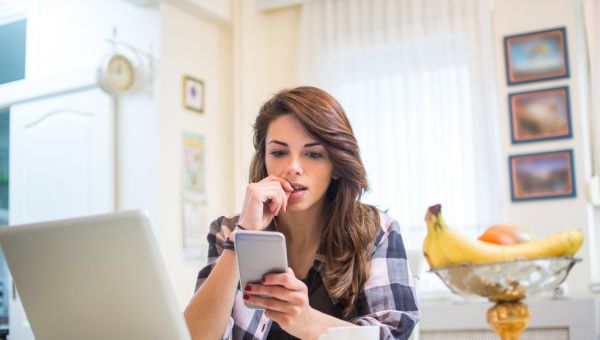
top-left (431, 256), bottom-right (580, 340)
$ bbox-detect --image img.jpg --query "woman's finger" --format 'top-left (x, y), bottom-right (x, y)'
top-left (277, 178), bottom-right (293, 213)
top-left (271, 179), bottom-right (290, 215)
top-left (243, 294), bottom-right (289, 313)
top-left (260, 176), bottom-right (292, 214)
top-left (263, 309), bottom-right (289, 325)
top-left (270, 187), bottom-right (282, 216)
top-left (245, 283), bottom-right (303, 303)
top-left (265, 176), bottom-right (294, 193)
top-left (266, 188), bottom-right (282, 216)
top-left (262, 269), bottom-right (306, 291)
top-left (284, 190), bottom-right (291, 212)
top-left (279, 184), bottom-right (288, 213)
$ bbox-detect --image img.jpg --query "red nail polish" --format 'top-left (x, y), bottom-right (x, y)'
top-left (261, 277), bottom-right (266, 283)
top-left (243, 294), bottom-right (249, 300)
top-left (245, 285), bottom-right (251, 291)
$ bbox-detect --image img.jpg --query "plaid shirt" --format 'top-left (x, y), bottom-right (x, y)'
top-left (194, 211), bottom-right (420, 340)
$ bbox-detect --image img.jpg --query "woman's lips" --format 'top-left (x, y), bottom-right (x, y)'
top-left (288, 189), bottom-right (306, 201)
top-left (289, 182), bottom-right (306, 190)
top-left (288, 183), bottom-right (307, 202)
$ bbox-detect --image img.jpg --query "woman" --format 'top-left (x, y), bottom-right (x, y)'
top-left (184, 86), bottom-right (419, 340)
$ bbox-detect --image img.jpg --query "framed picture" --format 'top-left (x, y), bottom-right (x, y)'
top-left (183, 75), bottom-right (205, 113)
top-left (181, 132), bottom-right (207, 261)
top-left (504, 27), bottom-right (569, 85)
top-left (509, 86), bottom-right (572, 143)
top-left (509, 150), bottom-right (576, 202)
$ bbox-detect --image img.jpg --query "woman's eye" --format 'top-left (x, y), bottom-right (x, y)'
top-left (269, 151), bottom-right (287, 158)
top-left (307, 152), bottom-right (323, 159)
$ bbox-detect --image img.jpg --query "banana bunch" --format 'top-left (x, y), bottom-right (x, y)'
top-left (423, 204), bottom-right (584, 269)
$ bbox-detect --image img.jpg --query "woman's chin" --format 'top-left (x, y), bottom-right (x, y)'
top-left (284, 201), bottom-right (310, 212)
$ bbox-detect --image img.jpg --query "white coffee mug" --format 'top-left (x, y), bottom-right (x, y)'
top-left (317, 325), bottom-right (379, 340)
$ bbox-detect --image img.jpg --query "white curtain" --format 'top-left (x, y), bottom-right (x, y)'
top-left (299, 0), bottom-right (504, 253)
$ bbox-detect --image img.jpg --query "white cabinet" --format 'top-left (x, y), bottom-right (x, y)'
top-left (8, 87), bottom-right (114, 340)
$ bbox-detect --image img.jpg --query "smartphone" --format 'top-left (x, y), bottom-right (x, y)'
top-left (234, 230), bottom-right (288, 309)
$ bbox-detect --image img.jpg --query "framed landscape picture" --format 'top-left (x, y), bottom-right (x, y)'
top-left (509, 150), bottom-right (576, 202)
top-left (504, 27), bottom-right (569, 85)
top-left (509, 86), bottom-right (572, 143)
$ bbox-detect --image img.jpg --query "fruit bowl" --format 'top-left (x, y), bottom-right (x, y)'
top-left (431, 256), bottom-right (580, 302)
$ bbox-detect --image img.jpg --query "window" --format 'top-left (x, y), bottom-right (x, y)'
top-left (0, 18), bottom-right (26, 84)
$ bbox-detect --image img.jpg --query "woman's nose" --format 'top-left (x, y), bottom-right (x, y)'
top-left (285, 156), bottom-right (303, 176)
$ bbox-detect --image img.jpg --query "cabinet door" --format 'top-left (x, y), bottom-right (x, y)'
top-left (8, 87), bottom-right (114, 340)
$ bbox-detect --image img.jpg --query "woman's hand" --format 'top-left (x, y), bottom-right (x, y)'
top-left (238, 176), bottom-right (294, 230)
top-left (243, 268), bottom-right (319, 339)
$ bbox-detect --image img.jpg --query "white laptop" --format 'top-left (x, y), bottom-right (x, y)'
top-left (0, 210), bottom-right (192, 340)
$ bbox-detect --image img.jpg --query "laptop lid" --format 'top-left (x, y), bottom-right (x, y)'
top-left (0, 210), bottom-right (191, 340)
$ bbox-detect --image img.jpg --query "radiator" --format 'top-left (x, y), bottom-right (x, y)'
top-left (419, 297), bottom-right (598, 340)
top-left (421, 327), bottom-right (569, 340)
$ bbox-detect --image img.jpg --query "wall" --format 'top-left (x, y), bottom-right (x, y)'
top-left (165, 0), bottom-right (231, 24)
top-left (493, 0), bottom-right (595, 297)
top-left (158, 1), bottom-right (233, 308)
top-left (264, 6), bottom-right (300, 92)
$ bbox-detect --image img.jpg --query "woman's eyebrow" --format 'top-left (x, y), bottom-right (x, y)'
top-left (267, 140), bottom-right (321, 148)
top-left (268, 140), bottom-right (288, 146)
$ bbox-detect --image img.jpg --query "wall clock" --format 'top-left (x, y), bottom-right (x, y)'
top-left (98, 54), bottom-right (136, 95)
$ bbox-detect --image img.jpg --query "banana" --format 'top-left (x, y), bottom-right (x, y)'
top-left (423, 205), bottom-right (452, 268)
top-left (424, 204), bottom-right (584, 268)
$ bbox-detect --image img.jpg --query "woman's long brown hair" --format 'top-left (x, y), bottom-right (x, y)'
top-left (249, 86), bottom-right (380, 316)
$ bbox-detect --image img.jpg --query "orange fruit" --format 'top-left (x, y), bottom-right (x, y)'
top-left (478, 224), bottom-right (535, 245)
top-left (478, 228), bottom-right (518, 245)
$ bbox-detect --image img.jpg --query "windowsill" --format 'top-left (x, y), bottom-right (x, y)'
top-left (418, 290), bottom-right (463, 302)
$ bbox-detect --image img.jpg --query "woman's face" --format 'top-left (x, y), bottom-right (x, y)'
top-left (265, 114), bottom-right (334, 212)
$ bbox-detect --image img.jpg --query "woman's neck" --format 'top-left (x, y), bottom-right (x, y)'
top-left (275, 199), bottom-right (325, 250)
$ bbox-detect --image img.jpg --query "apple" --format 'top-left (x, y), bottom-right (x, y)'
top-left (478, 224), bottom-right (535, 245)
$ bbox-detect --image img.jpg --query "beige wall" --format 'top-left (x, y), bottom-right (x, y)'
top-left (264, 6), bottom-right (301, 91)
top-left (159, 2), bottom-right (233, 308)
top-left (493, 0), bottom-right (594, 297)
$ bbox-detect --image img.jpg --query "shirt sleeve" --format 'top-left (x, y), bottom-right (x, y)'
top-left (193, 216), bottom-right (236, 340)
top-left (350, 215), bottom-right (420, 340)
top-left (194, 216), bottom-right (227, 290)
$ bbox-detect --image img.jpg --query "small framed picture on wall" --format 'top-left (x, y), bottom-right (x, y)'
top-left (509, 86), bottom-right (572, 143)
top-left (509, 149), bottom-right (576, 202)
top-left (183, 75), bottom-right (205, 113)
top-left (504, 27), bottom-right (569, 85)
